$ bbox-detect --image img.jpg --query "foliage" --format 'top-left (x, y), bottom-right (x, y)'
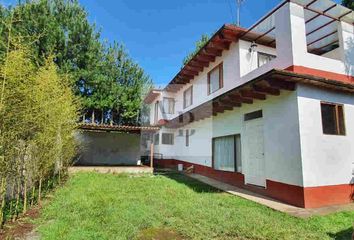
top-left (37, 172), bottom-right (354, 240)
top-left (182, 34), bottom-right (210, 66)
top-left (342, 0), bottom-right (354, 10)
top-left (0, 42), bottom-right (79, 226)
top-left (0, 0), bottom-right (152, 125)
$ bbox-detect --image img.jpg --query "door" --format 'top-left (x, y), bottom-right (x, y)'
top-left (244, 118), bottom-right (266, 187)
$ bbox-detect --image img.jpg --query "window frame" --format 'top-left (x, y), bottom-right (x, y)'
top-left (154, 133), bottom-right (160, 145)
top-left (183, 86), bottom-right (193, 109)
top-left (320, 101), bottom-right (346, 136)
top-left (207, 62), bottom-right (223, 95)
top-left (161, 133), bottom-right (174, 145)
top-left (257, 52), bottom-right (276, 68)
top-left (162, 97), bottom-right (175, 114)
top-left (212, 134), bottom-right (241, 173)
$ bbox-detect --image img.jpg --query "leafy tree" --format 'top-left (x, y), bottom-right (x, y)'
top-left (183, 34), bottom-right (210, 66)
top-left (342, 0), bottom-right (354, 10)
top-left (0, 0), bottom-right (151, 126)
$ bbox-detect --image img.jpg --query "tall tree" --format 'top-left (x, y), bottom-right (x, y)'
top-left (342, 0), bottom-right (354, 10)
top-left (0, 0), bottom-right (151, 125)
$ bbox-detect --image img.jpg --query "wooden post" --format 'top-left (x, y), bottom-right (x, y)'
top-left (150, 142), bottom-right (154, 168)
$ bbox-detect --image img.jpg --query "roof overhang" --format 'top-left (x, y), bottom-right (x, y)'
top-left (165, 69), bottom-right (354, 128)
top-left (143, 89), bottom-right (162, 104)
top-left (78, 124), bottom-right (160, 134)
top-left (162, 0), bottom-right (353, 93)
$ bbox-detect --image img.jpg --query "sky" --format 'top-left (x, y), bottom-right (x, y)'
top-left (1, 0), bottom-right (342, 86)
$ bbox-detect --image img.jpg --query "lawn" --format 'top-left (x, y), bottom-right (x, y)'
top-left (36, 172), bottom-right (354, 240)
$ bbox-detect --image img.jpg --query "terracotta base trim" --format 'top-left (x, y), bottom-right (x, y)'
top-left (155, 159), bottom-right (354, 208)
top-left (286, 65), bottom-right (354, 84)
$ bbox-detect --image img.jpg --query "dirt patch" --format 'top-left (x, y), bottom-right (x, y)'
top-left (0, 207), bottom-right (40, 240)
top-left (136, 227), bottom-right (185, 240)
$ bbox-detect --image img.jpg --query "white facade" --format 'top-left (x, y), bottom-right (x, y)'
top-left (146, 0), bottom-right (354, 200)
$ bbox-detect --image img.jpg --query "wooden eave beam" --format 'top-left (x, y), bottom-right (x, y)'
top-left (208, 41), bottom-right (230, 50)
top-left (196, 54), bottom-right (215, 62)
top-left (265, 78), bottom-right (296, 91)
top-left (185, 65), bottom-right (203, 72)
top-left (190, 60), bottom-right (209, 68)
top-left (202, 48), bottom-right (222, 57)
top-left (252, 84), bottom-right (280, 95)
top-left (228, 93), bottom-right (254, 104)
top-left (181, 69), bottom-right (198, 76)
top-left (240, 89), bottom-right (266, 100)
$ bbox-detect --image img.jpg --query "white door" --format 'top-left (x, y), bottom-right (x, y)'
top-left (244, 118), bottom-right (266, 187)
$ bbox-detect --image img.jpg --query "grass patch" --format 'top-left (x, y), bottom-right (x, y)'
top-left (37, 172), bottom-right (354, 240)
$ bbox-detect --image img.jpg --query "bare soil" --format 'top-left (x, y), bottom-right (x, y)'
top-left (0, 207), bottom-right (40, 240)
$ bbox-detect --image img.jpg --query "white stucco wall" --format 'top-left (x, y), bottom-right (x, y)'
top-left (297, 84), bottom-right (354, 187)
top-left (158, 90), bottom-right (304, 186)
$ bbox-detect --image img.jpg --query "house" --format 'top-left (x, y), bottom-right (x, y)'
top-left (144, 0), bottom-right (354, 208)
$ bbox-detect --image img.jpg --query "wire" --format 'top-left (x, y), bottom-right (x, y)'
top-left (225, 0), bottom-right (236, 24)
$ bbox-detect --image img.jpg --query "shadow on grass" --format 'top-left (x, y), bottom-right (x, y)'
top-left (327, 227), bottom-right (353, 240)
top-left (157, 172), bottom-right (221, 194)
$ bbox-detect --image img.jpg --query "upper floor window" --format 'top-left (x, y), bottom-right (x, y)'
top-left (208, 63), bottom-right (223, 94)
top-left (258, 52), bottom-right (275, 68)
top-left (183, 86), bottom-right (193, 109)
top-left (163, 97), bottom-right (175, 114)
top-left (321, 102), bottom-right (345, 135)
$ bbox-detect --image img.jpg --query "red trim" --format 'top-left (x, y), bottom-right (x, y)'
top-left (286, 66), bottom-right (354, 84)
top-left (155, 159), bottom-right (354, 208)
top-left (304, 184), bottom-right (354, 208)
top-left (155, 159), bottom-right (244, 188)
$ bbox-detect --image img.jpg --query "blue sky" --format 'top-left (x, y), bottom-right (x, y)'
top-left (2, 0), bottom-right (342, 86)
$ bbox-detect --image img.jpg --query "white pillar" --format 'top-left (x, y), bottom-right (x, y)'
top-left (338, 21), bottom-right (354, 76)
top-left (275, 2), bottom-right (307, 67)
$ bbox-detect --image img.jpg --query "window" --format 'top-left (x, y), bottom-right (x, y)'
top-left (162, 133), bottom-right (174, 145)
top-left (244, 110), bottom-right (263, 121)
top-left (258, 52), bottom-right (275, 68)
top-left (154, 101), bottom-right (159, 124)
top-left (321, 102), bottom-right (345, 135)
top-left (208, 63), bottom-right (223, 94)
top-left (213, 135), bottom-right (242, 172)
top-left (154, 133), bottom-right (159, 145)
top-left (183, 86), bottom-right (193, 109)
top-left (185, 129), bottom-right (189, 147)
top-left (163, 97), bottom-right (175, 114)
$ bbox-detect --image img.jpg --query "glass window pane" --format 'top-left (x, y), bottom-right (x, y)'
top-left (214, 136), bottom-right (235, 172)
top-left (209, 67), bottom-right (220, 93)
top-left (321, 103), bottom-right (337, 134)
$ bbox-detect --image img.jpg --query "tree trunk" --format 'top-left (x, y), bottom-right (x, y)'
top-left (38, 176), bottom-right (42, 204)
top-left (30, 185), bottom-right (35, 207)
top-left (13, 179), bottom-right (20, 221)
top-left (0, 177), bottom-right (6, 228)
top-left (101, 109), bottom-right (104, 124)
top-left (91, 110), bottom-right (95, 124)
top-left (23, 177), bottom-right (27, 213)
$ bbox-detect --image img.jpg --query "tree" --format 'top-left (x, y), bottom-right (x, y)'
top-left (342, 0), bottom-right (354, 10)
top-left (0, 0), bottom-right (151, 126)
top-left (183, 34), bottom-right (210, 66)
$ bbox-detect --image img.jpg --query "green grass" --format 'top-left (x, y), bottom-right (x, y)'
top-left (37, 172), bottom-right (354, 240)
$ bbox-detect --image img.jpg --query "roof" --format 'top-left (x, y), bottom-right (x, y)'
top-left (143, 89), bottom-right (162, 104)
top-left (144, 0), bottom-right (353, 104)
top-left (165, 68), bottom-right (354, 128)
top-left (78, 123), bottom-right (160, 133)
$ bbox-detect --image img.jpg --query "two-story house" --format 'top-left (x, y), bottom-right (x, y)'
top-left (144, 0), bottom-right (354, 208)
